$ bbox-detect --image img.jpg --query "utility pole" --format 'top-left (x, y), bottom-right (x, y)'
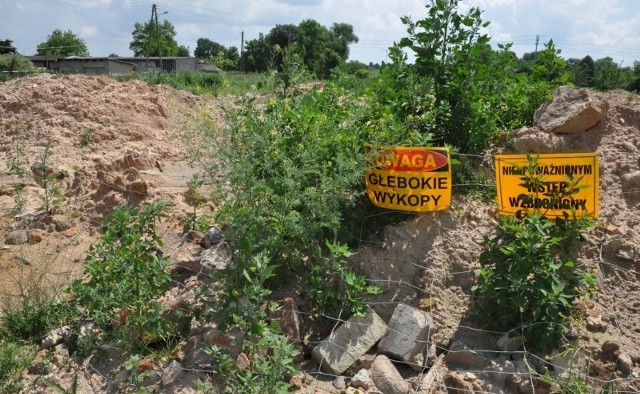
top-left (146, 4), bottom-right (155, 69)
top-left (240, 31), bottom-right (245, 74)
top-left (535, 34), bottom-right (540, 54)
top-left (154, 5), bottom-right (164, 72)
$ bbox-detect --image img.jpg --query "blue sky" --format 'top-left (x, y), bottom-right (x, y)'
top-left (2, 0), bottom-right (639, 66)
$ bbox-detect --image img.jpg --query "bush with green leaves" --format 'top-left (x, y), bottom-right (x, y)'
top-left (471, 156), bottom-right (597, 349)
top-left (309, 240), bottom-right (382, 316)
top-left (69, 200), bottom-right (173, 348)
top-left (393, 0), bottom-right (561, 153)
top-left (206, 331), bottom-right (299, 394)
top-left (201, 69), bottom-right (389, 318)
top-left (0, 340), bottom-right (35, 392)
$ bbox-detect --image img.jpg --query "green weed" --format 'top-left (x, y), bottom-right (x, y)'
top-left (69, 200), bottom-right (174, 350)
top-left (7, 118), bottom-right (28, 175)
top-left (471, 155), bottom-right (597, 349)
top-left (205, 332), bottom-right (299, 394)
top-left (0, 340), bottom-right (35, 392)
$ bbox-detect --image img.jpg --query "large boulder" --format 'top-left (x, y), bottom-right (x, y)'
top-left (534, 85), bottom-right (607, 134)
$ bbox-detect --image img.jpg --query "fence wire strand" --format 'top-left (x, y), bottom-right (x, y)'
top-left (1, 149), bottom-right (639, 392)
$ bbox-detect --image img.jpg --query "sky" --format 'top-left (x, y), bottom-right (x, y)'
top-left (2, 0), bottom-right (639, 67)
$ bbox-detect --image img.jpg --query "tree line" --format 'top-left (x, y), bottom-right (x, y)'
top-left (1, 12), bottom-right (639, 90)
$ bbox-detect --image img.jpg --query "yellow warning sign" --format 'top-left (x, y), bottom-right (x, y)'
top-left (495, 153), bottom-right (600, 218)
top-left (365, 147), bottom-right (452, 212)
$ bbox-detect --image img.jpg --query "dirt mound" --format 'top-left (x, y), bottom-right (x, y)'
top-left (1, 75), bottom-right (638, 392)
top-left (0, 74), bottom-right (222, 303)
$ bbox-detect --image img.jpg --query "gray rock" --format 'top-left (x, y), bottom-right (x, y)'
top-left (333, 376), bottom-right (346, 390)
top-left (205, 226), bottom-right (224, 246)
top-left (350, 368), bottom-right (373, 390)
top-left (378, 303), bottom-right (432, 371)
top-left (41, 326), bottom-right (71, 349)
top-left (199, 246), bottom-right (230, 272)
top-left (5, 229), bottom-right (29, 245)
top-left (168, 243), bottom-right (204, 274)
top-left (371, 355), bottom-right (410, 394)
top-left (416, 354), bottom-right (446, 393)
top-left (161, 360), bottom-right (183, 386)
top-left (534, 85), bottom-right (607, 134)
top-left (312, 307), bottom-right (387, 375)
top-left (617, 353), bottom-right (634, 376)
top-left (444, 341), bottom-right (491, 369)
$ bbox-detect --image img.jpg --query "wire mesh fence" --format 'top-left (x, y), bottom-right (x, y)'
top-left (1, 149), bottom-right (639, 393)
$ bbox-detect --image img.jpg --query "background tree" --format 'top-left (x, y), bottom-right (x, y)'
top-left (266, 24), bottom-right (298, 70)
top-left (0, 39), bottom-right (17, 55)
top-left (330, 23), bottom-right (358, 59)
top-left (129, 20), bottom-right (179, 57)
top-left (569, 55), bottom-right (595, 87)
top-left (628, 61), bottom-right (640, 92)
top-left (226, 46), bottom-right (240, 68)
top-left (0, 53), bottom-right (37, 80)
top-left (177, 45), bottom-right (190, 57)
top-left (243, 20), bottom-right (357, 77)
top-left (36, 29), bottom-right (89, 56)
top-left (530, 40), bottom-right (570, 84)
top-left (194, 38), bottom-right (225, 59)
top-left (244, 33), bottom-right (271, 72)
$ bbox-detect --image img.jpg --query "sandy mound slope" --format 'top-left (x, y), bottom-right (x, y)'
top-left (0, 74), bottom-right (222, 301)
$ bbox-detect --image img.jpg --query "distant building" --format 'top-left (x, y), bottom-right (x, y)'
top-left (25, 56), bottom-right (200, 75)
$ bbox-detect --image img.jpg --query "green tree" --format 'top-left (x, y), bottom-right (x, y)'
top-left (627, 61), bottom-right (640, 92)
top-left (295, 19), bottom-right (344, 78)
top-left (226, 46), bottom-right (240, 69)
top-left (177, 44), bottom-right (190, 57)
top-left (266, 24), bottom-right (298, 70)
top-left (244, 33), bottom-right (271, 72)
top-left (0, 39), bottom-right (16, 55)
top-left (243, 20), bottom-right (357, 77)
top-left (36, 29), bottom-right (89, 56)
top-left (593, 56), bottom-right (624, 91)
top-left (0, 53), bottom-right (36, 75)
top-left (194, 38), bottom-right (225, 59)
top-left (569, 55), bottom-right (595, 87)
top-left (330, 22), bottom-right (359, 59)
top-left (530, 40), bottom-right (570, 84)
top-left (129, 20), bottom-right (178, 57)
top-left (398, 0), bottom-right (491, 151)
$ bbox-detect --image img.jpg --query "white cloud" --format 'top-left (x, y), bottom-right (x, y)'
top-left (81, 26), bottom-right (99, 37)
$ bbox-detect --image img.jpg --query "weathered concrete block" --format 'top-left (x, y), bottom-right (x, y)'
top-left (311, 307), bottom-right (387, 375)
top-left (378, 303), bottom-right (432, 371)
